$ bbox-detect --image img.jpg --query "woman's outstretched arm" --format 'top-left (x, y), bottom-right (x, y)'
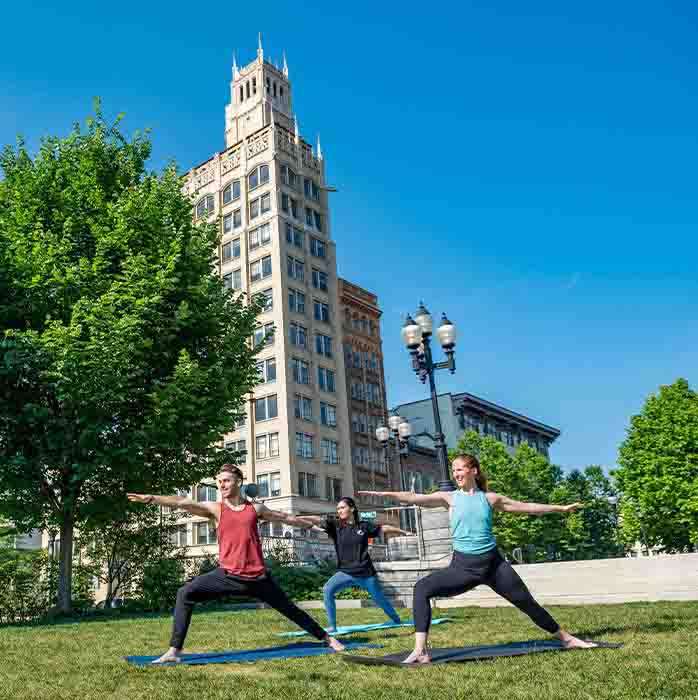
top-left (487, 493), bottom-right (583, 516)
top-left (356, 490), bottom-right (452, 508)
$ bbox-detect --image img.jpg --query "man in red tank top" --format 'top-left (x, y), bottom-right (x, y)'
top-left (128, 464), bottom-right (344, 663)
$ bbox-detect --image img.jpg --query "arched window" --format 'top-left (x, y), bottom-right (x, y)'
top-left (196, 194), bottom-right (215, 219)
top-left (222, 180), bottom-right (240, 205)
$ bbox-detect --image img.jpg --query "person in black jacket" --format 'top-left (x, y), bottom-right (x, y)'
top-left (303, 496), bottom-right (411, 632)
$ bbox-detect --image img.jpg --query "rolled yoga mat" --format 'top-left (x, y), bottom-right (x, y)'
top-left (342, 639), bottom-right (622, 666)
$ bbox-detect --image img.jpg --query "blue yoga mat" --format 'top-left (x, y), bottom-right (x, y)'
top-left (277, 617), bottom-right (452, 638)
top-left (124, 641), bottom-right (382, 666)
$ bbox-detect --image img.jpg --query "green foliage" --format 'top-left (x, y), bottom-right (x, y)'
top-left (0, 547), bottom-right (51, 623)
top-left (615, 378), bottom-right (698, 552)
top-left (74, 505), bottom-right (186, 605)
top-left (135, 557), bottom-right (186, 611)
top-left (453, 432), bottom-right (622, 561)
top-left (0, 105), bottom-right (261, 611)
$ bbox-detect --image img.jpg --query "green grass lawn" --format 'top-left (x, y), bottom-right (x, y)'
top-left (1, 601), bottom-right (697, 700)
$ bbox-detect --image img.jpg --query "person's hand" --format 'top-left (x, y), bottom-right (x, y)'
top-left (127, 493), bottom-right (154, 504)
top-left (560, 502), bottom-right (584, 513)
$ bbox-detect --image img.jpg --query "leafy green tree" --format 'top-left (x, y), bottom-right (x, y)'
top-left (552, 466), bottom-right (621, 559)
top-left (615, 379), bottom-right (698, 552)
top-left (0, 105), bottom-right (260, 613)
top-left (74, 504), bottom-right (186, 606)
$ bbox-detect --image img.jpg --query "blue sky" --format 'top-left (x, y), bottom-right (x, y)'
top-left (2, 1), bottom-right (696, 472)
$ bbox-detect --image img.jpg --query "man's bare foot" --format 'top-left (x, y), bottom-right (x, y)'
top-left (402, 648), bottom-right (432, 664)
top-left (326, 636), bottom-right (345, 652)
top-left (559, 633), bottom-right (597, 650)
top-left (152, 648), bottom-right (182, 664)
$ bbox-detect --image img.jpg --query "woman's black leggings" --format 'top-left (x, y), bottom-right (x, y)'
top-left (413, 549), bottom-right (560, 635)
top-left (169, 567), bottom-right (327, 648)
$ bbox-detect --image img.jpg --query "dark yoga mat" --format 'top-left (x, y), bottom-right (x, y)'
top-left (125, 641), bottom-right (381, 666)
top-left (342, 639), bottom-right (622, 667)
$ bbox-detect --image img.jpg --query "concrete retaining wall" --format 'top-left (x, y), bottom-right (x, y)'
top-left (374, 553), bottom-right (698, 609)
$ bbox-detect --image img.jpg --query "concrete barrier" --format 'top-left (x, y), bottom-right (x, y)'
top-left (374, 553), bottom-right (698, 609)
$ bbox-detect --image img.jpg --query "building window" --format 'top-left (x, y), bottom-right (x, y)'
top-left (196, 521), bottom-right (217, 545)
top-left (290, 323), bottom-right (307, 348)
top-left (250, 255), bottom-right (272, 282)
top-left (295, 433), bottom-right (314, 459)
top-left (321, 439), bottom-right (339, 465)
top-left (289, 288), bottom-right (306, 314)
top-left (255, 288), bottom-right (273, 312)
top-left (280, 164), bottom-right (299, 189)
top-left (287, 256), bottom-right (305, 281)
top-left (305, 207), bottom-right (314, 227)
top-left (239, 85), bottom-right (244, 102)
top-left (285, 222), bottom-right (304, 248)
top-left (196, 194), bottom-right (214, 219)
top-left (326, 477), bottom-right (342, 501)
top-left (312, 182), bottom-right (320, 201)
top-left (318, 367), bottom-right (336, 393)
top-left (222, 180), bottom-right (241, 204)
top-left (314, 211), bottom-right (322, 232)
top-left (320, 402), bottom-right (337, 428)
top-left (253, 322), bottom-right (275, 347)
top-left (222, 238), bottom-right (241, 262)
top-left (255, 395), bottom-right (278, 422)
top-left (256, 433), bottom-right (280, 461)
top-left (249, 222), bottom-right (271, 249)
top-left (258, 471), bottom-right (281, 498)
top-left (257, 357), bottom-right (277, 384)
top-left (298, 471), bottom-right (319, 498)
top-left (315, 334), bottom-right (332, 357)
top-left (224, 439), bottom-right (246, 456)
top-left (303, 178), bottom-right (312, 198)
top-left (291, 198), bottom-right (299, 219)
top-left (246, 81), bottom-right (250, 99)
top-left (291, 358), bottom-right (310, 384)
top-left (312, 268), bottom-right (328, 291)
top-left (310, 238), bottom-right (326, 258)
top-left (223, 269), bottom-right (242, 290)
top-left (248, 164), bottom-right (270, 190)
top-left (294, 394), bottom-right (313, 420)
top-left (313, 300), bottom-right (330, 323)
top-left (196, 483), bottom-right (218, 502)
top-left (223, 209), bottom-right (241, 233)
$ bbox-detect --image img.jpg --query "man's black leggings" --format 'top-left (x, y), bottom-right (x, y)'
top-left (413, 548), bottom-right (560, 635)
top-left (170, 567), bottom-right (327, 648)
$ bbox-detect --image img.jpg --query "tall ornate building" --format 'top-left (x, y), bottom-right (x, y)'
top-left (179, 38), bottom-right (353, 547)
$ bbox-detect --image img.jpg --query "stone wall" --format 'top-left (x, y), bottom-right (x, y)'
top-left (374, 552), bottom-right (698, 609)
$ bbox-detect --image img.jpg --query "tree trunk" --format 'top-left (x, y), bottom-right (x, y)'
top-left (57, 515), bottom-right (74, 615)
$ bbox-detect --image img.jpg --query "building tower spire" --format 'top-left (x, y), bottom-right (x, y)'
top-left (316, 134), bottom-right (323, 160)
top-left (232, 51), bottom-right (239, 80)
top-left (294, 115), bottom-right (300, 144)
top-left (282, 51), bottom-right (289, 78)
top-left (257, 32), bottom-right (264, 62)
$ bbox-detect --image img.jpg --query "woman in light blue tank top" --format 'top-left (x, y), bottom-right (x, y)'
top-left (359, 453), bottom-right (597, 664)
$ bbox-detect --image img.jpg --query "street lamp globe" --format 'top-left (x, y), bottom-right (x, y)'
top-left (388, 414), bottom-right (402, 431)
top-left (414, 302), bottom-right (433, 336)
top-left (397, 420), bottom-right (412, 439)
top-left (401, 315), bottom-right (422, 349)
top-left (436, 313), bottom-right (457, 349)
top-left (375, 426), bottom-right (390, 443)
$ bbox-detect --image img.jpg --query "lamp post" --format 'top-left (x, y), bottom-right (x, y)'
top-left (401, 303), bottom-right (456, 491)
top-left (376, 416), bottom-right (412, 492)
top-left (376, 416), bottom-right (413, 530)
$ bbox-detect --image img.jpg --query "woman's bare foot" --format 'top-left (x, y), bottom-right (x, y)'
top-left (152, 647), bottom-right (182, 664)
top-left (557, 631), bottom-right (597, 649)
top-left (402, 648), bottom-right (432, 664)
top-left (326, 635), bottom-right (345, 652)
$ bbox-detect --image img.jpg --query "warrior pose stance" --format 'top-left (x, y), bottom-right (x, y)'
top-left (303, 496), bottom-right (411, 632)
top-left (359, 454), bottom-right (596, 664)
top-left (128, 464), bottom-right (344, 663)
